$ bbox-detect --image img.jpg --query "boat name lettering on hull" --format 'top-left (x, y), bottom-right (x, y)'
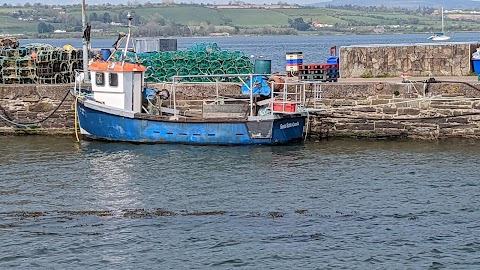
top-left (280, 121), bottom-right (300, 130)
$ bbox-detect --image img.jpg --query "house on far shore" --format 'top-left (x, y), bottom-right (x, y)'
top-left (209, 32), bottom-right (230, 37)
top-left (312, 21), bottom-right (333, 28)
top-left (373, 25), bottom-right (386, 33)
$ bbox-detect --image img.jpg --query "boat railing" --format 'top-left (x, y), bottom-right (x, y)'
top-left (73, 70), bottom-right (318, 119)
top-left (167, 73), bottom-right (319, 119)
top-left (72, 69), bottom-right (92, 97)
top-left (171, 74), bottom-right (267, 120)
top-left (268, 80), bottom-right (316, 114)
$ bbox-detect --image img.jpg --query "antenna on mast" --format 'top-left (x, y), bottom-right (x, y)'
top-left (110, 12), bottom-right (139, 66)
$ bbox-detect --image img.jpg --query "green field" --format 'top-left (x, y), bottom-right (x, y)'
top-left (0, 15), bottom-right (37, 34)
top-left (1, 4), bottom-right (480, 37)
top-left (140, 6), bottom-right (224, 25)
top-left (219, 9), bottom-right (287, 27)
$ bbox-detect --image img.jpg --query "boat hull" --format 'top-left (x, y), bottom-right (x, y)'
top-left (77, 100), bottom-right (306, 145)
top-left (428, 35), bottom-right (450, 41)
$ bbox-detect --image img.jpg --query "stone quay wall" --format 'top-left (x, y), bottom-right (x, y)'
top-left (0, 84), bottom-right (75, 135)
top-left (339, 43), bottom-right (480, 78)
top-left (307, 80), bottom-right (480, 140)
top-left (2, 81), bottom-right (480, 140)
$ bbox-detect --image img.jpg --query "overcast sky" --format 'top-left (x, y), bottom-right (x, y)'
top-left (7, 0), bottom-right (331, 5)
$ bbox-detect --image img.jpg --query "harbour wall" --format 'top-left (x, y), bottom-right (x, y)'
top-left (2, 81), bottom-right (480, 140)
top-left (339, 42), bottom-right (480, 78)
top-left (0, 84), bottom-right (75, 135)
top-left (308, 80), bottom-right (480, 140)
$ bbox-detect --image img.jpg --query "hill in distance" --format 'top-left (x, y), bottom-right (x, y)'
top-left (311, 0), bottom-right (480, 9)
top-left (5, 0), bottom-right (480, 8)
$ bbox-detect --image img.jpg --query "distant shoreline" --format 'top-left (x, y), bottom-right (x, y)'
top-left (16, 31), bottom-right (475, 41)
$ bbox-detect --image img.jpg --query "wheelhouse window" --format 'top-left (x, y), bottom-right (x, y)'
top-left (109, 73), bottom-right (118, 87)
top-left (95, 72), bottom-right (105, 86)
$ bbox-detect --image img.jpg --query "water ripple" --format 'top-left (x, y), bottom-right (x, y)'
top-left (1, 137), bottom-right (480, 268)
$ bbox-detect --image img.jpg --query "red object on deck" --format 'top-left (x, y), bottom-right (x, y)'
top-left (272, 101), bottom-right (297, 113)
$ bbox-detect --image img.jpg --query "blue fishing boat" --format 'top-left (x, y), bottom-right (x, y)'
top-left (73, 14), bottom-right (308, 145)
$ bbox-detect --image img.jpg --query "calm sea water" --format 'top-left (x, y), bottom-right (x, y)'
top-left (21, 32), bottom-right (480, 72)
top-left (1, 135), bottom-right (480, 269)
top-left (3, 34), bottom-right (480, 268)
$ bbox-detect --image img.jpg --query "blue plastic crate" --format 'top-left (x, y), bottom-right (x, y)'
top-left (286, 59), bottom-right (303, 65)
top-left (327, 56), bottom-right (339, 64)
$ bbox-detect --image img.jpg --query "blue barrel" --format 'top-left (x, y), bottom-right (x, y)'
top-left (473, 59), bottom-right (480, 75)
top-left (100, 49), bottom-right (111, 61)
top-left (254, 59), bottom-right (271, 74)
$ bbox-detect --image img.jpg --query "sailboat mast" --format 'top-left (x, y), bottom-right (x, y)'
top-left (441, 7), bottom-right (444, 32)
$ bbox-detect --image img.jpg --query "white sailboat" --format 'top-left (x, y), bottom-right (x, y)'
top-left (428, 7), bottom-right (451, 41)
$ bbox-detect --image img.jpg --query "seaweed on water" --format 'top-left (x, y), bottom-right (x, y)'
top-left (15, 211), bottom-right (44, 219)
top-left (122, 209), bottom-right (152, 218)
top-left (152, 208), bottom-right (176, 217)
top-left (267, 212), bottom-right (284, 219)
top-left (58, 210), bottom-right (114, 217)
top-left (183, 211), bottom-right (226, 216)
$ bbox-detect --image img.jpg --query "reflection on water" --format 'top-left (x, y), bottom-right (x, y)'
top-left (1, 136), bottom-right (480, 268)
top-left (88, 150), bottom-right (141, 209)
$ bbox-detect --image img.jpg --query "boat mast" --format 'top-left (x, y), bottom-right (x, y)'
top-left (121, 13), bottom-right (138, 66)
top-left (123, 13), bottom-right (132, 66)
top-left (82, 0), bottom-right (89, 82)
top-left (441, 7), bottom-right (444, 33)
